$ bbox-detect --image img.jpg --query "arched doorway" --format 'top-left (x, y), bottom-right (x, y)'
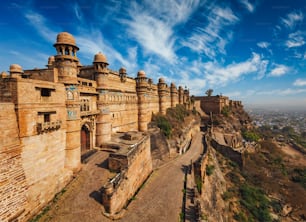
top-left (81, 125), bottom-right (90, 154)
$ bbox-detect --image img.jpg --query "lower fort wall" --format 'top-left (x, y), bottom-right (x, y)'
top-left (102, 135), bottom-right (152, 216)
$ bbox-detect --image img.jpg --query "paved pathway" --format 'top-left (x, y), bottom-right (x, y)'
top-left (39, 132), bottom-right (203, 222)
top-left (120, 132), bottom-right (203, 222)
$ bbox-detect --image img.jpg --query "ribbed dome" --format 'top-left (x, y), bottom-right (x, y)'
top-left (9, 64), bottom-right (23, 73)
top-left (55, 32), bottom-right (78, 47)
top-left (158, 77), bottom-right (165, 83)
top-left (137, 70), bottom-right (146, 78)
top-left (119, 67), bottom-right (126, 73)
top-left (94, 52), bottom-right (108, 64)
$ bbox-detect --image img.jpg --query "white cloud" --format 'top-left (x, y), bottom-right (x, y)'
top-left (122, 0), bottom-right (200, 63)
top-left (257, 41), bottom-right (270, 48)
top-left (24, 11), bottom-right (57, 43)
top-left (268, 64), bottom-right (289, 77)
top-left (239, 0), bottom-right (255, 13)
top-left (281, 11), bottom-right (304, 30)
top-left (257, 88), bottom-right (306, 96)
top-left (293, 79), bottom-right (306, 87)
top-left (204, 53), bottom-right (268, 85)
top-left (285, 31), bottom-right (305, 48)
top-left (182, 6), bottom-right (239, 58)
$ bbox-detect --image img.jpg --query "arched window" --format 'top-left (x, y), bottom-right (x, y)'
top-left (65, 47), bottom-right (69, 55)
top-left (67, 91), bottom-right (74, 100)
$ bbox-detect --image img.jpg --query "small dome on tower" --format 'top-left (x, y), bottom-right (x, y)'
top-left (9, 64), bottom-right (23, 73)
top-left (54, 32), bottom-right (78, 48)
top-left (48, 56), bottom-right (55, 64)
top-left (0, 71), bottom-right (8, 78)
top-left (119, 67), bottom-right (126, 74)
top-left (171, 82), bottom-right (176, 87)
top-left (94, 52), bottom-right (108, 64)
top-left (137, 70), bottom-right (146, 78)
top-left (158, 77), bottom-right (165, 83)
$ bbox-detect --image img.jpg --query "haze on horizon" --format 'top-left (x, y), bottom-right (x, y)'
top-left (0, 0), bottom-right (305, 108)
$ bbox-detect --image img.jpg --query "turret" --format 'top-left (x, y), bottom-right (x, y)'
top-left (170, 82), bottom-right (178, 107)
top-left (54, 32), bottom-right (81, 172)
top-left (119, 67), bottom-right (127, 82)
top-left (53, 32), bottom-right (79, 84)
top-left (158, 78), bottom-right (168, 115)
top-left (136, 70), bottom-right (148, 131)
top-left (94, 52), bottom-right (109, 89)
top-left (178, 86), bottom-right (184, 105)
top-left (9, 64), bottom-right (23, 79)
top-left (47, 56), bottom-right (55, 69)
top-left (95, 52), bottom-right (111, 145)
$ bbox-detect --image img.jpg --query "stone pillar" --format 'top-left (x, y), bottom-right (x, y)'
top-left (96, 102), bottom-right (111, 145)
top-left (136, 70), bottom-right (148, 132)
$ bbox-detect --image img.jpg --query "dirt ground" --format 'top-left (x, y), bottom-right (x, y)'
top-left (37, 132), bottom-right (204, 222)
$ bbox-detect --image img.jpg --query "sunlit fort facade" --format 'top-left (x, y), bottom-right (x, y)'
top-left (0, 32), bottom-right (192, 221)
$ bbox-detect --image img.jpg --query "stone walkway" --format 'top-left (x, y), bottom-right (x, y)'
top-left (39, 132), bottom-right (204, 222)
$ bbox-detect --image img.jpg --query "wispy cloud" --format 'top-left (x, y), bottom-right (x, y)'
top-left (285, 31), bottom-right (305, 48)
top-left (239, 0), bottom-right (255, 13)
top-left (203, 53), bottom-right (268, 86)
top-left (182, 5), bottom-right (239, 58)
top-left (293, 78), bottom-right (306, 87)
top-left (268, 64), bottom-right (290, 77)
top-left (122, 0), bottom-right (200, 62)
top-left (257, 41), bottom-right (270, 49)
top-left (24, 11), bottom-right (57, 43)
top-left (281, 10), bottom-right (304, 30)
top-left (257, 88), bottom-right (306, 96)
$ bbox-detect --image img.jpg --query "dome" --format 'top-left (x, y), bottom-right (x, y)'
top-left (48, 56), bottom-right (55, 64)
top-left (137, 70), bottom-right (146, 78)
top-left (94, 52), bottom-right (108, 64)
top-left (119, 67), bottom-right (126, 74)
top-left (9, 64), bottom-right (23, 73)
top-left (54, 32), bottom-right (78, 48)
top-left (170, 82), bottom-right (176, 88)
top-left (0, 71), bottom-right (8, 78)
top-left (158, 77), bottom-right (165, 83)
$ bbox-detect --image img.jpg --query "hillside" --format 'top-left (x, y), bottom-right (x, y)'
top-left (201, 104), bottom-right (306, 222)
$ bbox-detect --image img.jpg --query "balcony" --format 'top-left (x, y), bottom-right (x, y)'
top-left (37, 120), bottom-right (62, 134)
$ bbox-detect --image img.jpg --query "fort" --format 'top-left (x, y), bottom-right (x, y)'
top-left (0, 32), bottom-right (244, 221)
top-left (0, 32), bottom-right (193, 221)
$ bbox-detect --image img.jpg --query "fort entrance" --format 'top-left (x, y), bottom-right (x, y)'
top-left (81, 124), bottom-right (91, 153)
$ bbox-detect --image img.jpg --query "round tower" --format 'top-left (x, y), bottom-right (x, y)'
top-left (170, 82), bottom-right (178, 108)
top-left (158, 78), bottom-right (167, 115)
top-left (119, 67), bottom-right (127, 82)
top-left (94, 52), bottom-right (111, 145)
top-left (94, 52), bottom-right (109, 89)
top-left (47, 56), bottom-right (55, 69)
top-left (136, 70), bottom-right (148, 131)
top-left (178, 86), bottom-right (184, 105)
top-left (9, 64), bottom-right (23, 78)
top-left (53, 32), bottom-right (79, 84)
top-left (54, 32), bottom-right (81, 172)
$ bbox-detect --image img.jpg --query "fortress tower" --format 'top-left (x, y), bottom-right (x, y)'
top-left (9, 64), bottom-right (23, 79)
top-left (178, 86), bottom-right (184, 105)
top-left (136, 70), bottom-right (148, 131)
top-left (158, 78), bottom-right (168, 115)
top-left (53, 32), bottom-right (81, 172)
top-left (94, 52), bottom-right (112, 144)
top-left (170, 82), bottom-right (178, 108)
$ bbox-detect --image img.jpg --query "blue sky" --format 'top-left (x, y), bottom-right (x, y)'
top-left (0, 0), bottom-right (306, 109)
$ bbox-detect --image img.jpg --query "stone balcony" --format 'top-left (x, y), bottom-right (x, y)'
top-left (37, 120), bottom-right (62, 134)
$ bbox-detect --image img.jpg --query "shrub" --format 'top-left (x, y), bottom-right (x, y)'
top-left (206, 165), bottom-right (215, 176)
top-left (242, 130), bottom-right (260, 142)
top-left (239, 183), bottom-right (272, 222)
top-left (221, 106), bottom-right (231, 117)
top-left (155, 115), bottom-right (172, 138)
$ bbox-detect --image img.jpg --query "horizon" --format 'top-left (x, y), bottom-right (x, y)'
top-left (0, 0), bottom-right (306, 108)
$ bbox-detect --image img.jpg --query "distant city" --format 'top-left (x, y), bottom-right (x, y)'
top-left (247, 107), bottom-right (306, 134)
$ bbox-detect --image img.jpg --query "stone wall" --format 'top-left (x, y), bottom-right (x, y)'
top-left (210, 137), bottom-right (243, 167)
top-left (0, 103), bottom-right (28, 222)
top-left (102, 135), bottom-right (152, 216)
